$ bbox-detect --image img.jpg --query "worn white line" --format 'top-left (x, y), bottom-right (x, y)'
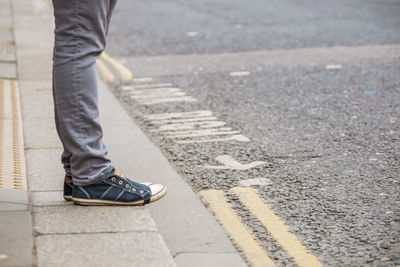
top-left (166, 130), bottom-right (240, 139)
top-left (176, 134), bottom-right (250, 144)
top-left (151, 121), bottom-right (226, 132)
top-left (186, 31), bottom-right (199, 37)
top-left (143, 110), bottom-right (213, 120)
top-left (203, 155), bottom-right (266, 170)
top-left (139, 96), bottom-right (197, 105)
top-left (130, 92), bottom-right (187, 99)
top-left (163, 127), bottom-right (233, 135)
top-left (230, 71), bottom-right (251, 77)
top-left (129, 88), bottom-right (181, 95)
top-left (149, 116), bottom-right (217, 125)
top-left (325, 64), bottom-right (342, 70)
top-left (131, 83), bottom-right (173, 89)
top-left (134, 77), bottom-right (153, 83)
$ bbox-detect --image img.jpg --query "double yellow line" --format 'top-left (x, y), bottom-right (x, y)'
top-left (200, 187), bottom-right (322, 267)
top-left (96, 52), bottom-right (133, 83)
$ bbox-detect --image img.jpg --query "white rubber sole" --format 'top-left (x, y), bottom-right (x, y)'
top-left (72, 186), bottom-right (167, 206)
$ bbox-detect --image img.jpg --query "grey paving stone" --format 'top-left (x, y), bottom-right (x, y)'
top-left (0, 53), bottom-right (15, 62)
top-left (0, 188), bottom-right (28, 204)
top-left (0, 211), bottom-right (33, 266)
top-left (23, 118), bottom-right (61, 149)
top-left (0, 18), bottom-right (12, 28)
top-left (175, 253), bottom-right (247, 267)
top-left (17, 53), bottom-right (52, 80)
top-left (34, 205), bottom-right (157, 234)
top-left (0, 62), bottom-right (16, 79)
top-left (0, 202), bottom-right (27, 211)
top-left (18, 80), bottom-right (52, 95)
top-left (36, 232), bottom-right (176, 267)
top-left (14, 28), bottom-right (52, 53)
top-left (0, 28), bottom-right (13, 42)
top-left (25, 149), bottom-right (64, 191)
top-left (31, 191), bottom-right (69, 206)
top-left (21, 91), bottom-right (53, 119)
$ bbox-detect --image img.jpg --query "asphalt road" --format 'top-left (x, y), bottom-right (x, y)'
top-left (106, 0), bottom-right (400, 265)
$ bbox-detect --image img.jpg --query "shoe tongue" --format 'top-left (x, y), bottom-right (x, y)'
top-left (114, 169), bottom-right (127, 179)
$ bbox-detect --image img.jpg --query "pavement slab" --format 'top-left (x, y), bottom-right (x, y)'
top-left (0, 211), bottom-right (33, 266)
top-left (36, 232), bottom-right (176, 267)
top-left (31, 190), bottom-right (69, 206)
top-left (25, 148), bottom-right (65, 191)
top-left (174, 253), bottom-right (246, 267)
top-left (34, 205), bottom-right (156, 235)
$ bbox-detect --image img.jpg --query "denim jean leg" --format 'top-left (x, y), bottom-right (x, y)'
top-left (52, 0), bottom-right (115, 186)
top-left (52, 71), bottom-right (72, 177)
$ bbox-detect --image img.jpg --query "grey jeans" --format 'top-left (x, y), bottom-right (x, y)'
top-left (52, 0), bottom-right (117, 186)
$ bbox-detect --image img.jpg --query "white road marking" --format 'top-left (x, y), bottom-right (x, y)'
top-left (151, 121), bottom-right (226, 132)
top-left (204, 155), bottom-right (266, 170)
top-left (239, 178), bottom-right (272, 187)
top-left (177, 135), bottom-right (250, 144)
top-left (131, 92), bottom-right (186, 99)
top-left (186, 31), bottom-right (199, 37)
top-left (150, 116), bottom-right (218, 125)
top-left (129, 88), bottom-right (181, 95)
top-left (325, 64), bottom-right (342, 70)
top-left (121, 85), bottom-right (134, 91)
top-left (138, 96), bottom-right (197, 105)
top-left (130, 83), bottom-right (173, 89)
top-left (143, 110), bottom-right (250, 143)
top-left (163, 127), bottom-right (233, 135)
top-left (230, 71), bottom-right (251, 77)
top-left (166, 129), bottom-right (240, 139)
top-left (127, 87), bottom-right (197, 105)
top-left (144, 110), bottom-right (213, 121)
top-left (134, 77), bottom-right (153, 83)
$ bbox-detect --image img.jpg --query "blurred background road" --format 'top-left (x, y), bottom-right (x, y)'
top-left (104, 0), bottom-right (400, 265)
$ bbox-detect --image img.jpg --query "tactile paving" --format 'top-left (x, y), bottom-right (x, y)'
top-left (0, 79), bottom-right (27, 190)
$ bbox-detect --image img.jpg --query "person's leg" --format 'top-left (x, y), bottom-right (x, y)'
top-left (52, 73), bottom-right (72, 178)
top-left (52, 0), bottom-right (114, 186)
top-left (106, 0), bottom-right (118, 35)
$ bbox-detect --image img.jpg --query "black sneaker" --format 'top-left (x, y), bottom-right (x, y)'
top-left (71, 167), bottom-right (167, 206)
top-left (63, 175), bottom-right (73, 201)
top-left (64, 175), bottom-right (152, 201)
top-left (64, 174), bottom-right (152, 201)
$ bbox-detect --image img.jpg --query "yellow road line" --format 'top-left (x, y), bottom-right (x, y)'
top-left (100, 52), bottom-right (133, 82)
top-left (230, 187), bottom-right (322, 267)
top-left (200, 189), bottom-right (275, 267)
top-left (96, 58), bottom-right (115, 83)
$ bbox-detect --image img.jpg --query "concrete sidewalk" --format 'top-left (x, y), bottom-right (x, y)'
top-left (0, 0), bottom-right (247, 266)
